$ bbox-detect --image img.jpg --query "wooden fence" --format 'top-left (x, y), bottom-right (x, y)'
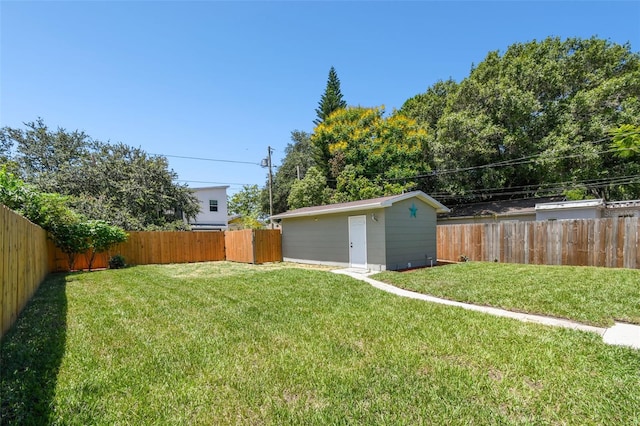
top-left (49, 231), bottom-right (227, 272)
top-left (225, 229), bottom-right (282, 264)
top-left (437, 217), bottom-right (640, 269)
top-left (1, 205), bottom-right (50, 336)
top-left (49, 229), bottom-right (282, 272)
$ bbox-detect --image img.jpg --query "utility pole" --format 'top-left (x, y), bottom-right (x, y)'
top-left (261, 146), bottom-right (275, 228)
top-left (267, 146), bottom-right (274, 228)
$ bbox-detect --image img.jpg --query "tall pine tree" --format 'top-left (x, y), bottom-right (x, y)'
top-left (314, 66), bottom-right (347, 125)
top-left (313, 67), bottom-right (347, 184)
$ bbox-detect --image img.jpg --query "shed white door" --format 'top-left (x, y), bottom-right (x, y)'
top-left (348, 215), bottom-right (367, 269)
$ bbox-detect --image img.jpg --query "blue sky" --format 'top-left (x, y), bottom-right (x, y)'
top-left (2, 1), bottom-right (639, 195)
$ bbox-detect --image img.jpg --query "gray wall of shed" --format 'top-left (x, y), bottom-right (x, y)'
top-left (365, 209), bottom-right (386, 270)
top-left (280, 215), bottom-right (348, 265)
top-left (280, 209), bottom-right (387, 270)
top-left (384, 198), bottom-right (437, 270)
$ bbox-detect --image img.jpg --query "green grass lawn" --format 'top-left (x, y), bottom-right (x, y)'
top-left (2, 262), bottom-right (639, 424)
top-left (375, 262), bottom-right (640, 327)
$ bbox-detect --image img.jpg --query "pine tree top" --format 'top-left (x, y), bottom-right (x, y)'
top-left (314, 66), bottom-right (347, 126)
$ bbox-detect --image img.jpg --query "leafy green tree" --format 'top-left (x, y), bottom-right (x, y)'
top-left (404, 37), bottom-right (640, 202)
top-left (87, 142), bottom-right (199, 229)
top-left (51, 221), bottom-right (91, 272)
top-left (1, 167), bottom-right (129, 271)
top-left (0, 120), bottom-right (200, 229)
top-left (3, 118), bottom-right (93, 194)
top-left (0, 166), bottom-right (78, 232)
top-left (85, 220), bottom-right (128, 271)
top-left (262, 131), bottom-right (316, 215)
top-left (287, 166), bottom-right (331, 209)
top-left (312, 106), bottom-right (429, 202)
top-left (228, 184), bottom-right (265, 229)
top-left (400, 79), bottom-right (459, 131)
top-left (610, 124), bottom-right (640, 159)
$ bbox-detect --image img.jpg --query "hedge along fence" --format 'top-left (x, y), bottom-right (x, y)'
top-left (48, 229), bottom-right (282, 272)
top-left (1, 205), bottom-right (50, 336)
top-left (437, 217), bottom-right (640, 269)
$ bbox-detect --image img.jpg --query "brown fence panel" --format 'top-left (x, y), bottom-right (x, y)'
top-left (47, 227), bottom-right (283, 271)
top-left (1, 205), bottom-right (50, 336)
top-left (437, 217), bottom-right (640, 269)
top-left (49, 230), bottom-right (226, 271)
top-left (254, 229), bottom-right (282, 264)
top-left (224, 229), bottom-right (282, 264)
top-left (225, 230), bottom-right (254, 263)
top-left (110, 231), bottom-right (225, 266)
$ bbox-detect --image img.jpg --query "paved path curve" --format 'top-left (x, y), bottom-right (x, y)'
top-left (332, 268), bottom-right (639, 350)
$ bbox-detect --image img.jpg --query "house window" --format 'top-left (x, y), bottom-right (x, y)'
top-left (209, 200), bottom-right (218, 212)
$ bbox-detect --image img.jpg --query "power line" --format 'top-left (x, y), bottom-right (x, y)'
top-left (149, 153), bottom-right (261, 166)
top-left (428, 176), bottom-right (640, 200)
top-left (175, 179), bottom-right (255, 186)
top-left (427, 175), bottom-right (640, 197)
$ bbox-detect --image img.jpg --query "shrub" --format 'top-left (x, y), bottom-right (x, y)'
top-left (108, 255), bottom-right (126, 269)
top-left (50, 221), bottom-right (91, 271)
top-left (86, 220), bottom-right (128, 271)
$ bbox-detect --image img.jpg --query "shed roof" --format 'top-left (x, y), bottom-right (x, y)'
top-left (270, 191), bottom-right (450, 220)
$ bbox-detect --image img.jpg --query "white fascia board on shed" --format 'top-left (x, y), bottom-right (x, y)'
top-left (271, 191), bottom-right (450, 220)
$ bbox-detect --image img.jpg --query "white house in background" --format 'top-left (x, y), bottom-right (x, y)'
top-left (535, 198), bottom-right (640, 221)
top-left (188, 186), bottom-right (229, 231)
top-left (437, 197), bottom-right (563, 225)
top-left (535, 199), bottom-right (605, 221)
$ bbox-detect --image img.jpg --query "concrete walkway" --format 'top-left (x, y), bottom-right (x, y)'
top-left (332, 268), bottom-right (640, 350)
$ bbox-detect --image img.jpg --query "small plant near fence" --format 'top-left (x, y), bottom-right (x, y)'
top-left (108, 255), bottom-right (126, 269)
top-left (86, 220), bottom-right (128, 271)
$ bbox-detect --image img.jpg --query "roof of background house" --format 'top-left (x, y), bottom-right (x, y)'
top-left (228, 214), bottom-right (242, 222)
top-left (605, 199), bottom-right (640, 209)
top-left (271, 191), bottom-right (450, 220)
top-left (535, 198), bottom-right (605, 211)
top-left (439, 196), bottom-right (564, 219)
top-left (190, 186), bottom-right (230, 191)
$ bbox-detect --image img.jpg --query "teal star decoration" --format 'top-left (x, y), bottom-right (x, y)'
top-left (409, 203), bottom-right (418, 218)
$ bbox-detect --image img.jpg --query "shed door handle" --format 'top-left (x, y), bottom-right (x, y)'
top-left (350, 243), bottom-right (353, 248)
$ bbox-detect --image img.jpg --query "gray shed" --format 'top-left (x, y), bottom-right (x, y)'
top-left (270, 191), bottom-right (450, 271)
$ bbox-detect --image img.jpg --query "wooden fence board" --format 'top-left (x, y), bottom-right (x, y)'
top-left (437, 217), bottom-right (640, 269)
top-left (48, 230), bottom-right (226, 271)
top-left (1, 205), bottom-right (50, 337)
top-left (225, 230), bottom-right (254, 263)
top-left (254, 230), bottom-right (283, 264)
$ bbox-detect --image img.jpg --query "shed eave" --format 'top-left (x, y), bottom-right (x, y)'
top-left (270, 190), bottom-right (449, 220)
top-left (272, 204), bottom-right (386, 219)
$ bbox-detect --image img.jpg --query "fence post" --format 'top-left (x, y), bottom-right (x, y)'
top-left (251, 230), bottom-right (257, 264)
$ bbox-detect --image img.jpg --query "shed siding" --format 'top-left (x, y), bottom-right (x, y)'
top-left (365, 209), bottom-right (386, 271)
top-left (281, 215), bottom-right (349, 264)
top-left (385, 198), bottom-right (437, 270)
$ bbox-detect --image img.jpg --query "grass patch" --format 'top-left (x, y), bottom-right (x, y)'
top-left (375, 262), bottom-right (640, 327)
top-left (2, 262), bottom-right (639, 424)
